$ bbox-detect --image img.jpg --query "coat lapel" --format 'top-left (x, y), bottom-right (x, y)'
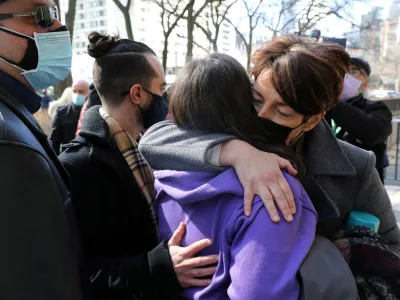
top-left (302, 120), bottom-right (357, 221)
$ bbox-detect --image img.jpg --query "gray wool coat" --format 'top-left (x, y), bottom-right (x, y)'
top-left (139, 119), bottom-right (400, 254)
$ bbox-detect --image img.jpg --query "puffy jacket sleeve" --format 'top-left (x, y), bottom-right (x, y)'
top-left (139, 120), bottom-right (235, 172)
top-left (228, 183), bottom-right (317, 300)
top-left (0, 144), bottom-right (82, 300)
top-left (60, 154), bottom-right (181, 299)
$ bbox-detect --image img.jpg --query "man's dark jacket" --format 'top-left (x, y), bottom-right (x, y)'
top-left (326, 94), bottom-right (392, 179)
top-left (59, 106), bottom-right (181, 300)
top-left (49, 103), bottom-right (82, 155)
top-left (0, 71), bottom-right (83, 300)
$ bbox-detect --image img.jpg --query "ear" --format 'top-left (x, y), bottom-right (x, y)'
top-left (364, 79), bottom-right (369, 90)
top-left (303, 112), bottom-right (325, 132)
top-left (129, 84), bottom-right (146, 106)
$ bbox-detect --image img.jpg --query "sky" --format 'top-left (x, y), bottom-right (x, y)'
top-left (230, 0), bottom-right (394, 38)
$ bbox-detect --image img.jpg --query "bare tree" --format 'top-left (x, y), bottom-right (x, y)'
top-left (263, 0), bottom-right (301, 37)
top-left (154, 0), bottom-right (194, 71)
top-left (185, 0), bottom-right (219, 61)
top-left (225, 0), bottom-right (264, 73)
top-left (113, 0), bottom-right (134, 40)
top-left (195, 0), bottom-right (238, 52)
top-left (53, 0), bottom-right (77, 99)
top-left (295, 0), bottom-right (350, 35)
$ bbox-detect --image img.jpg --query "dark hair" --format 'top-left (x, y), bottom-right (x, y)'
top-left (87, 31), bottom-right (157, 107)
top-left (170, 53), bottom-right (274, 152)
top-left (252, 34), bottom-right (350, 116)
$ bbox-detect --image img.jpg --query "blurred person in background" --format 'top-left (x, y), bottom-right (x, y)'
top-left (326, 57), bottom-right (392, 183)
top-left (49, 79), bottom-right (89, 155)
top-left (48, 86), bottom-right (72, 118)
top-left (0, 0), bottom-right (83, 299)
top-left (33, 88), bottom-right (53, 134)
top-left (76, 82), bottom-right (101, 136)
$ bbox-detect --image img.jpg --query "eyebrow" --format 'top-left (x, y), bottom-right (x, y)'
top-left (252, 87), bottom-right (288, 107)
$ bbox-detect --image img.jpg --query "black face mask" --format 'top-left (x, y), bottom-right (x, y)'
top-left (0, 25), bottom-right (68, 71)
top-left (140, 88), bottom-right (169, 129)
top-left (258, 117), bottom-right (304, 145)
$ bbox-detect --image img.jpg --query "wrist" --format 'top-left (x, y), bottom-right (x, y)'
top-left (219, 139), bottom-right (256, 167)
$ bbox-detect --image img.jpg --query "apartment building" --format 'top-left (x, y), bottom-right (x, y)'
top-left (62, 0), bottom-right (236, 82)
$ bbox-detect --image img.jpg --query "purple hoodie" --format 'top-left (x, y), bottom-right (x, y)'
top-left (154, 168), bottom-right (317, 300)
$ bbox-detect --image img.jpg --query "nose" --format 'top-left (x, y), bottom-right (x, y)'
top-left (257, 102), bottom-right (272, 120)
top-left (50, 19), bottom-right (64, 31)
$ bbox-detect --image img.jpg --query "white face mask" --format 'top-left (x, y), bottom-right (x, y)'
top-left (340, 74), bottom-right (363, 102)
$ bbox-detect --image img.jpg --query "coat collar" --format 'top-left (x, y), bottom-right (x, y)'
top-left (78, 105), bottom-right (111, 145)
top-left (304, 119), bottom-right (356, 177)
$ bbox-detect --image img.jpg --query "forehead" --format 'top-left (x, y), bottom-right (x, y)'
top-left (73, 81), bottom-right (89, 89)
top-left (0, 0), bottom-right (54, 11)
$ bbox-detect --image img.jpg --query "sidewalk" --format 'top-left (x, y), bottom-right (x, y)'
top-left (385, 186), bottom-right (400, 226)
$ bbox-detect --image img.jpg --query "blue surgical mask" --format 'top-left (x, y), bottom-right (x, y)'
top-left (72, 93), bottom-right (86, 106)
top-left (0, 26), bottom-right (72, 91)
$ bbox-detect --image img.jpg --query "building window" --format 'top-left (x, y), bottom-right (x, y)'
top-left (79, 3), bottom-right (84, 9)
top-left (99, 20), bottom-right (105, 26)
top-left (79, 13), bottom-right (84, 19)
top-left (90, 21), bottom-right (98, 28)
top-left (80, 23), bottom-right (85, 29)
top-left (99, 10), bottom-right (105, 17)
top-left (81, 42), bottom-right (86, 48)
top-left (141, 8), bottom-right (146, 12)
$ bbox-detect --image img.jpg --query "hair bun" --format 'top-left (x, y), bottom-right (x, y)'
top-left (87, 31), bottom-right (120, 59)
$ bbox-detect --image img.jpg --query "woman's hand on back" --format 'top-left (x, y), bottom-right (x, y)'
top-left (168, 223), bottom-right (218, 288)
top-left (220, 140), bottom-right (297, 222)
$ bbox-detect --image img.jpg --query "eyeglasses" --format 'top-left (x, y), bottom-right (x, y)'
top-left (0, 6), bottom-right (59, 28)
top-left (349, 68), bottom-right (367, 79)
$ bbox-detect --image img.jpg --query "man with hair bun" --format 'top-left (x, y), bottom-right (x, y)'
top-left (59, 32), bottom-right (220, 300)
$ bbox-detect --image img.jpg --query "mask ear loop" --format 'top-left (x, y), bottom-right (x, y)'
top-left (285, 116), bottom-right (310, 146)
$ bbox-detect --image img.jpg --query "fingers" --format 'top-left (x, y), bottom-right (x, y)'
top-left (179, 254), bottom-right (219, 269)
top-left (278, 176), bottom-right (296, 215)
top-left (268, 183), bottom-right (293, 222)
top-left (278, 157), bottom-right (297, 176)
top-left (180, 278), bottom-right (212, 288)
top-left (168, 222), bottom-right (186, 246)
top-left (184, 238), bottom-right (213, 257)
top-left (259, 188), bottom-right (280, 222)
top-left (191, 266), bottom-right (217, 278)
top-left (243, 178), bottom-right (254, 216)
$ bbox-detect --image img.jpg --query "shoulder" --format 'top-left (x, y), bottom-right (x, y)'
top-left (338, 140), bottom-right (375, 172)
top-left (54, 105), bottom-right (71, 118)
top-left (59, 140), bottom-right (92, 173)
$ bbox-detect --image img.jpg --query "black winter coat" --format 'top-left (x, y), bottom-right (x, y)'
top-left (325, 94), bottom-right (392, 176)
top-left (0, 72), bottom-right (84, 300)
top-left (49, 103), bottom-right (82, 155)
top-left (59, 106), bottom-right (181, 300)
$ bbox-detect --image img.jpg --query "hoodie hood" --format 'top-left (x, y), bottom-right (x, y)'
top-left (154, 168), bottom-right (244, 205)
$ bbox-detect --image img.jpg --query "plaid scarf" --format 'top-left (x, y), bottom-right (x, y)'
top-left (99, 107), bottom-right (155, 205)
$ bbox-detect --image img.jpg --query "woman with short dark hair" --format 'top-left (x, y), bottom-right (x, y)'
top-left (140, 34), bottom-right (400, 252)
top-left (152, 52), bottom-right (317, 299)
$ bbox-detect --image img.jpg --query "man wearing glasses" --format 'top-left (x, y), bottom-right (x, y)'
top-left (326, 57), bottom-right (392, 183)
top-left (0, 1), bottom-right (83, 299)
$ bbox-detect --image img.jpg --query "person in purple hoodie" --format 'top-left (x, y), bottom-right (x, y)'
top-left (152, 53), bottom-right (317, 299)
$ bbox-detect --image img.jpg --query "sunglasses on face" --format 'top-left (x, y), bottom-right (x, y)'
top-left (0, 6), bottom-right (59, 28)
